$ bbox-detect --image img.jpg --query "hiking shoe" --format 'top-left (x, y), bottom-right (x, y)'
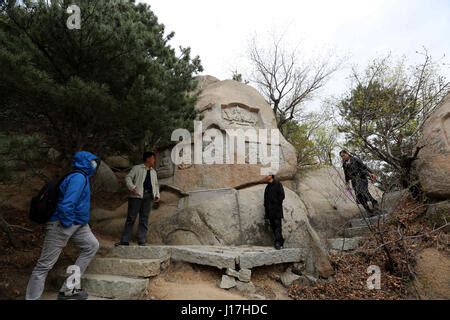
top-left (138, 242), bottom-right (147, 246)
top-left (57, 289), bottom-right (88, 300)
top-left (114, 241), bottom-right (129, 247)
top-left (274, 243), bottom-right (282, 250)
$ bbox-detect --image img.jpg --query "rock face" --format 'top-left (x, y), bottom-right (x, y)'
top-left (296, 166), bottom-right (383, 239)
top-left (92, 185), bottom-right (333, 277)
top-left (91, 76), bottom-right (334, 277)
top-left (146, 186), bottom-right (317, 247)
top-left (156, 76), bottom-right (297, 192)
top-left (416, 93), bottom-right (450, 200)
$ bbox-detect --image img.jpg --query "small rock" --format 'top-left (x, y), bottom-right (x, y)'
top-left (238, 268), bottom-right (251, 282)
top-left (292, 274), bottom-right (318, 287)
top-left (225, 268), bottom-right (240, 279)
top-left (236, 281), bottom-right (256, 294)
top-left (280, 268), bottom-right (301, 287)
top-left (292, 276), bottom-right (310, 287)
top-left (220, 275), bottom-right (237, 289)
top-left (304, 274), bottom-right (318, 283)
top-left (235, 281), bottom-right (256, 294)
top-left (269, 273), bottom-right (281, 281)
top-left (291, 261), bottom-right (306, 275)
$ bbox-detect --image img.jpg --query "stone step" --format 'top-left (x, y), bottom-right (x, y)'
top-left (86, 256), bottom-right (170, 278)
top-left (169, 245), bottom-right (303, 269)
top-left (170, 246), bottom-right (237, 269)
top-left (41, 291), bottom-right (112, 300)
top-left (341, 226), bottom-right (370, 237)
top-left (53, 272), bottom-right (149, 299)
top-left (237, 247), bottom-right (303, 269)
top-left (327, 237), bottom-right (363, 251)
top-left (101, 245), bottom-right (172, 260)
top-left (350, 214), bottom-right (388, 228)
top-left (79, 274), bottom-right (149, 299)
top-left (100, 245), bottom-right (304, 270)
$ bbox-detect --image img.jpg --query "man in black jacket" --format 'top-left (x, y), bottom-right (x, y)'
top-left (264, 174), bottom-right (285, 250)
top-left (340, 150), bottom-right (379, 216)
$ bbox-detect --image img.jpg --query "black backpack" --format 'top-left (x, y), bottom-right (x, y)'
top-left (29, 170), bottom-right (87, 224)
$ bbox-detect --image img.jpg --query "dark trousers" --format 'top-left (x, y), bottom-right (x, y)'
top-left (120, 193), bottom-right (153, 244)
top-left (352, 178), bottom-right (378, 213)
top-left (269, 218), bottom-right (284, 246)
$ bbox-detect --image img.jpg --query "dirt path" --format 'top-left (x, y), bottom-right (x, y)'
top-left (148, 262), bottom-right (292, 300)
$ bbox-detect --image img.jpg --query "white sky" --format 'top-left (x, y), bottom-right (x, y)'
top-left (142, 0), bottom-right (450, 109)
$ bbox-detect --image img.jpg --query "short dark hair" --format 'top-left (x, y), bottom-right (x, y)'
top-left (339, 150), bottom-right (349, 156)
top-left (143, 151), bottom-right (156, 163)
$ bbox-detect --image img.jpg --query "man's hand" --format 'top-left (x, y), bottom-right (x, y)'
top-left (369, 173), bottom-right (377, 183)
top-left (131, 187), bottom-right (140, 195)
top-left (154, 196), bottom-right (160, 203)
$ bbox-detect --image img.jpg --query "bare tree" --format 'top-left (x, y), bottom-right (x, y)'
top-left (248, 34), bottom-right (340, 132)
top-left (335, 49), bottom-right (450, 189)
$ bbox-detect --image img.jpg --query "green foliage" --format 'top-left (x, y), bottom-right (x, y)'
top-left (0, 0), bottom-right (203, 159)
top-left (0, 133), bottom-right (48, 182)
top-left (283, 117), bottom-right (337, 167)
top-left (283, 120), bottom-right (316, 166)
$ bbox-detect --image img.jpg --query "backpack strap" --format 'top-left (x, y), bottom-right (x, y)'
top-left (58, 170), bottom-right (89, 194)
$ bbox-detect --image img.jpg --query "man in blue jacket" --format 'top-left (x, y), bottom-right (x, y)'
top-left (26, 151), bottom-right (100, 300)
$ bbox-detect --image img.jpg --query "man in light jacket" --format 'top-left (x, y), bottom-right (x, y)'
top-left (115, 151), bottom-right (160, 246)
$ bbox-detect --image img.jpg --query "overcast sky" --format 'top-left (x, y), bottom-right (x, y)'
top-left (142, 0), bottom-right (450, 109)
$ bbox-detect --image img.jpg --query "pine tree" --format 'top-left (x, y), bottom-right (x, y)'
top-left (0, 0), bottom-right (203, 159)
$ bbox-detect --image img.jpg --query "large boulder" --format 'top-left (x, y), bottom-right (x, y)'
top-left (295, 166), bottom-right (383, 239)
top-left (91, 187), bottom-right (183, 236)
top-left (425, 201), bottom-right (450, 233)
top-left (92, 161), bottom-right (120, 193)
top-left (380, 189), bottom-right (409, 215)
top-left (92, 185), bottom-right (333, 277)
top-left (416, 93), bottom-right (450, 200)
top-left (156, 76), bottom-right (297, 192)
top-left (104, 155), bottom-right (131, 170)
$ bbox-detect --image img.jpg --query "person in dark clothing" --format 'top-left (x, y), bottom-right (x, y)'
top-left (340, 150), bottom-right (380, 216)
top-left (264, 174), bottom-right (285, 250)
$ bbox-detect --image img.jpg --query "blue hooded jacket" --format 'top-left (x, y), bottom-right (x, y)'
top-left (49, 151), bottom-right (98, 228)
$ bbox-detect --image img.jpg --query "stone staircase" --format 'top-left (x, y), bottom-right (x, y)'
top-left (52, 245), bottom-right (170, 299)
top-left (327, 213), bottom-right (389, 252)
top-left (50, 244), bottom-right (303, 299)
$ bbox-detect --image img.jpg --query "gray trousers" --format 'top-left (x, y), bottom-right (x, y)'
top-left (120, 193), bottom-right (153, 244)
top-left (25, 221), bottom-right (99, 300)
